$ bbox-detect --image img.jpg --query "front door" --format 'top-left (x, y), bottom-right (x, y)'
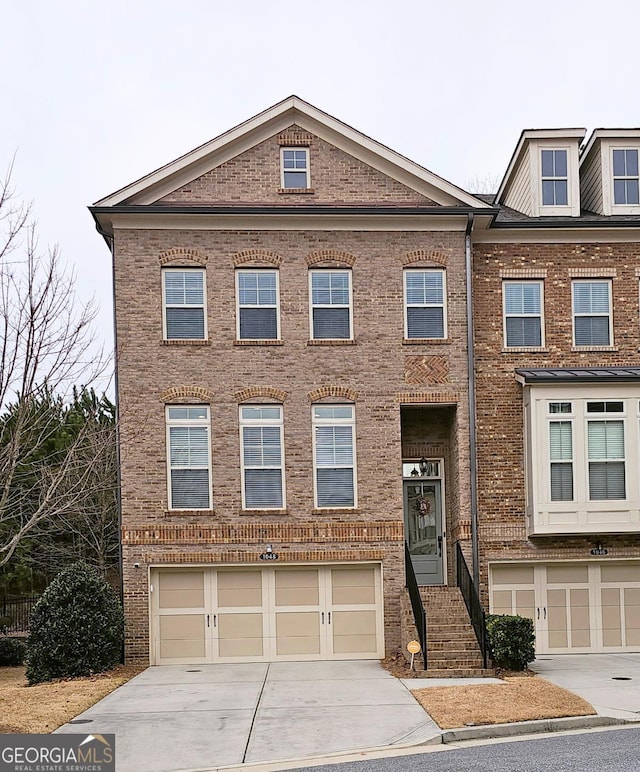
top-left (403, 477), bottom-right (444, 585)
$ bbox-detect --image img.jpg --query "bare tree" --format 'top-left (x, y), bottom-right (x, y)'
top-left (0, 165), bottom-right (109, 568)
top-left (465, 173), bottom-right (502, 196)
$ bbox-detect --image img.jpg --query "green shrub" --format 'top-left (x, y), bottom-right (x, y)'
top-left (25, 562), bottom-right (124, 685)
top-left (486, 614), bottom-right (535, 671)
top-left (0, 635), bottom-right (27, 666)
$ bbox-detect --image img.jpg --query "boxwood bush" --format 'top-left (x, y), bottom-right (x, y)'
top-left (25, 562), bottom-right (124, 685)
top-left (0, 634), bottom-right (27, 666)
top-left (486, 613), bottom-right (535, 671)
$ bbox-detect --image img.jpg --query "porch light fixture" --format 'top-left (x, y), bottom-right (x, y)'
top-left (419, 457), bottom-right (428, 476)
top-left (410, 465), bottom-right (419, 477)
top-left (265, 544), bottom-right (273, 554)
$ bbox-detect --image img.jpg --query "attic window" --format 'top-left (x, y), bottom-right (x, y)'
top-left (541, 149), bottom-right (568, 206)
top-left (613, 149), bottom-right (639, 205)
top-left (281, 148), bottom-right (309, 189)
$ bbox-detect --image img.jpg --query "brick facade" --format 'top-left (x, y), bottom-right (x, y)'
top-left (473, 242), bottom-right (640, 600)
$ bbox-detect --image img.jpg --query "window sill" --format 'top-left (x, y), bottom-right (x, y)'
top-left (502, 347), bottom-right (549, 354)
top-left (277, 187), bottom-right (315, 194)
top-left (161, 339), bottom-right (210, 346)
top-left (307, 339), bottom-right (356, 346)
top-left (403, 338), bottom-right (449, 345)
top-left (234, 339), bottom-right (284, 346)
top-left (241, 508), bottom-right (288, 516)
top-left (312, 507), bottom-right (360, 515)
top-left (164, 509), bottom-right (214, 516)
top-left (570, 345), bottom-right (618, 352)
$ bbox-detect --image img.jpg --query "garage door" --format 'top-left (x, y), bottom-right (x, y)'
top-left (490, 561), bottom-right (640, 654)
top-left (151, 564), bottom-right (384, 665)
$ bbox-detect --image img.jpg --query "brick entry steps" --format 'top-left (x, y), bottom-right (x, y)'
top-left (401, 586), bottom-right (494, 678)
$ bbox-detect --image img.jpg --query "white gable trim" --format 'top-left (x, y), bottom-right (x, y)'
top-left (94, 96), bottom-right (489, 209)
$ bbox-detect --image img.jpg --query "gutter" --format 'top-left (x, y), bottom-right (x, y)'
top-left (465, 213), bottom-right (480, 589)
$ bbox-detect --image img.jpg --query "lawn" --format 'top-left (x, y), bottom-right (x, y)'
top-left (411, 676), bottom-right (596, 729)
top-left (0, 665), bottom-right (144, 734)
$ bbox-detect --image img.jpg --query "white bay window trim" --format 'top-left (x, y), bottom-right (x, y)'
top-left (239, 405), bottom-right (285, 509)
top-left (524, 385), bottom-right (640, 535)
top-left (312, 404), bottom-right (357, 508)
top-left (166, 405), bottom-right (212, 510)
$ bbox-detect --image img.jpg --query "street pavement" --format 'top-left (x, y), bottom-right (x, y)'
top-left (54, 654), bottom-right (640, 771)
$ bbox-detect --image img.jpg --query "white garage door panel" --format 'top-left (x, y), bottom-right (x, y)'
top-left (152, 563), bottom-right (383, 665)
top-left (490, 561), bottom-right (640, 654)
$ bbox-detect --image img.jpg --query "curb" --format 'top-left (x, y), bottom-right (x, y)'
top-left (441, 714), bottom-right (635, 743)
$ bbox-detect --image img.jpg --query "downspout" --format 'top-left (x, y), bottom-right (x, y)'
top-left (95, 221), bottom-right (124, 624)
top-left (465, 213), bottom-right (480, 589)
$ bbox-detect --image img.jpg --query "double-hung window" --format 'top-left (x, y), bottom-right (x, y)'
top-left (613, 149), bottom-right (639, 205)
top-left (309, 270), bottom-right (352, 339)
top-left (240, 405), bottom-right (284, 509)
top-left (548, 402), bottom-right (574, 501)
top-left (281, 148), bottom-right (309, 189)
top-left (312, 405), bottom-right (356, 508)
top-left (503, 281), bottom-right (543, 347)
top-left (572, 280), bottom-right (612, 346)
top-left (586, 401), bottom-right (626, 500)
top-left (236, 270), bottom-right (280, 340)
top-left (541, 149), bottom-right (568, 206)
top-left (404, 269), bottom-right (446, 339)
top-left (162, 269), bottom-right (206, 340)
top-left (166, 406), bottom-right (211, 509)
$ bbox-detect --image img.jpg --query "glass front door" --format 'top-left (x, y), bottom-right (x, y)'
top-left (403, 464), bottom-right (444, 585)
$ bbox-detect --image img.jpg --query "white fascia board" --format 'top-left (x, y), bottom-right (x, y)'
top-left (473, 226), bottom-right (640, 243)
top-left (580, 128), bottom-right (640, 167)
top-left (497, 128), bottom-right (587, 203)
top-left (105, 212), bottom-right (478, 233)
top-left (94, 96), bottom-right (489, 209)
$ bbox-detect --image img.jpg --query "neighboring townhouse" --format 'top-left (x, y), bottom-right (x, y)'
top-left (475, 128), bottom-right (640, 654)
top-left (91, 98), bottom-right (640, 670)
top-left (91, 97), bottom-right (494, 670)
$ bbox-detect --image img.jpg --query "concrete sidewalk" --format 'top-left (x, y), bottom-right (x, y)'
top-left (531, 652), bottom-right (640, 720)
top-left (55, 660), bottom-right (440, 771)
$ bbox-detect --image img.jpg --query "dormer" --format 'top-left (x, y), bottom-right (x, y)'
top-left (496, 129), bottom-right (586, 217)
top-left (580, 129), bottom-right (640, 216)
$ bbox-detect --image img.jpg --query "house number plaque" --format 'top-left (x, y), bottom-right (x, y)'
top-left (260, 552), bottom-right (279, 560)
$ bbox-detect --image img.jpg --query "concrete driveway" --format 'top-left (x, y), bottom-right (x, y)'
top-left (55, 660), bottom-right (440, 771)
top-left (531, 652), bottom-right (640, 720)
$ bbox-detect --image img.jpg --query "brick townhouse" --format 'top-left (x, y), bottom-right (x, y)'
top-left (475, 128), bottom-right (640, 654)
top-left (91, 98), bottom-right (640, 669)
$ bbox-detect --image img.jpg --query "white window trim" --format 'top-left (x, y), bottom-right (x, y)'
top-left (235, 269), bottom-right (281, 341)
top-left (161, 267), bottom-right (207, 341)
top-left (239, 405), bottom-right (286, 510)
top-left (530, 140), bottom-right (578, 216)
top-left (611, 146), bottom-right (640, 208)
top-left (280, 147), bottom-right (310, 189)
top-left (540, 148), bottom-right (569, 209)
top-left (312, 404), bottom-right (357, 509)
top-left (525, 385), bottom-right (640, 536)
top-left (165, 405), bottom-right (212, 511)
top-left (502, 280), bottom-right (545, 348)
top-left (308, 269), bottom-right (354, 340)
top-left (601, 141), bottom-right (640, 215)
top-left (547, 402), bottom-right (575, 503)
top-left (403, 268), bottom-right (447, 340)
top-left (571, 279), bottom-right (613, 348)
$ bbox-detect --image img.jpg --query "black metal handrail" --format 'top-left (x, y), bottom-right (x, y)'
top-left (404, 542), bottom-right (427, 669)
top-left (1, 594), bottom-right (39, 634)
top-left (456, 542), bottom-right (488, 668)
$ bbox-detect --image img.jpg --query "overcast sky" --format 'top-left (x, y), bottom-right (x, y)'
top-left (3, 0), bottom-right (639, 371)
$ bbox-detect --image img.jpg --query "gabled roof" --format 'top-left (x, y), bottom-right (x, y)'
top-left (495, 128), bottom-right (586, 204)
top-left (94, 96), bottom-right (490, 209)
top-left (580, 128), bottom-right (640, 166)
